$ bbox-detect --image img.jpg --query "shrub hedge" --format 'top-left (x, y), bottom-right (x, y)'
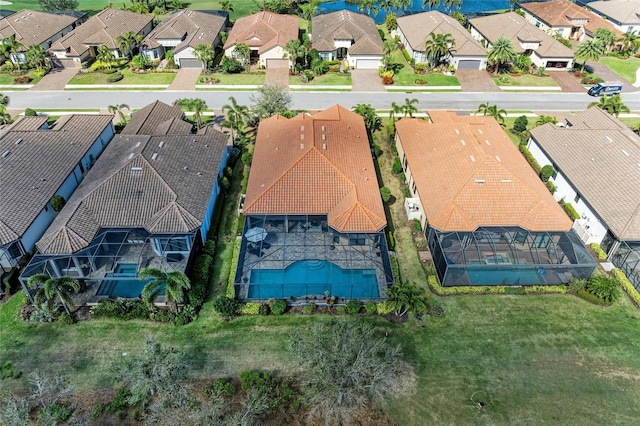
top-left (546, 180), bottom-right (556, 194)
top-left (269, 299), bottom-right (287, 315)
top-left (518, 144), bottom-right (542, 174)
top-left (576, 287), bottom-right (611, 306)
top-left (240, 302), bottom-right (262, 315)
top-left (428, 275), bottom-right (506, 295)
top-left (590, 243), bottom-right (608, 261)
top-left (365, 302), bottom-right (377, 314)
top-left (188, 252), bottom-right (213, 308)
top-left (376, 300), bottom-right (396, 315)
top-left (106, 72), bottom-right (124, 83)
top-left (226, 238), bottom-right (242, 298)
top-left (390, 256), bottom-right (401, 285)
top-left (522, 285), bottom-right (567, 294)
top-left (346, 300), bottom-right (361, 314)
top-left (559, 200), bottom-right (580, 220)
top-left (613, 268), bottom-right (640, 307)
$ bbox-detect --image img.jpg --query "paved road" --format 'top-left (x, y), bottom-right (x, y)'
top-left (9, 90), bottom-right (640, 111)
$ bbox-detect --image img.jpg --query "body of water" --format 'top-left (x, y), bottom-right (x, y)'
top-left (318, 0), bottom-right (513, 23)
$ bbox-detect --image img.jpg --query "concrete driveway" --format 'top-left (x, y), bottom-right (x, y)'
top-left (548, 70), bottom-right (585, 93)
top-left (28, 68), bottom-right (77, 91)
top-left (586, 61), bottom-right (638, 93)
top-left (167, 67), bottom-right (201, 91)
top-left (455, 70), bottom-right (500, 92)
top-left (351, 69), bottom-right (383, 92)
top-left (265, 67), bottom-right (289, 89)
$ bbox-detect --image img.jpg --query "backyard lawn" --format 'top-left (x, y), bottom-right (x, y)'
top-left (494, 74), bottom-right (558, 87)
top-left (67, 68), bottom-right (176, 85)
top-left (600, 56), bottom-right (640, 84)
top-left (390, 50), bottom-right (460, 87)
top-left (199, 72), bottom-right (265, 85)
top-left (289, 72), bottom-right (352, 86)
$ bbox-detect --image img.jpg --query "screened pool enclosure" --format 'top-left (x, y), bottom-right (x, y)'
top-left (429, 226), bottom-right (596, 286)
top-left (234, 215), bottom-right (394, 301)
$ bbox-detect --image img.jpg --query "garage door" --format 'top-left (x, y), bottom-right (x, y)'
top-left (179, 58), bottom-right (203, 68)
top-left (266, 58), bottom-right (289, 68)
top-left (457, 60), bottom-right (482, 70)
top-left (356, 59), bottom-right (380, 69)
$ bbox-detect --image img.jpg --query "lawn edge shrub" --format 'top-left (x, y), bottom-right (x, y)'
top-left (269, 299), bottom-right (287, 315)
top-left (376, 300), bottom-right (396, 315)
top-left (428, 275), bottom-right (506, 295)
top-left (576, 287), bottom-right (611, 306)
top-left (522, 285), bottom-right (567, 294)
top-left (613, 268), bottom-right (640, 307)
top-left (240, 302), bottom-right (261, 315)
top-left (590, 243), bottom-right (608, 261)
top-left (226, 238), bottom-right (242, 298)
top-left (518, 144), bottom-right (542, 174)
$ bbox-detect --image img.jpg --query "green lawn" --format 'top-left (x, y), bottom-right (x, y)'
top-left (494, 74), bottom-right (558, 87)
top-left (199, 72), bottom-right (265, 85)
top-left (600, 56), bottom-right (640, 84)
top-left (0, 70), bottom-right (44, 85)
top-left (390, 50), bottom-right (460, 86)
top-left (289, 72), bottom-right (352, 86)
top-left (67, 68), bottom-right (175, 85)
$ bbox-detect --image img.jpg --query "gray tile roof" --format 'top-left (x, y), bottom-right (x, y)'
top-left (0, 115), bottom-right (114, 246)
top-left (0, 9), bottom-right (78, 50)
top-left (50, 8), bottom-right (153, 57)
top-left (530, 107), bottom-right (640, 240)
top-left (587, 0), bottom-right (640, 25)
top-left (470, 12), bottom-right (573, 59)
top-left (397, 11), bottom-right (486, 57)
top-left (121, 100), bottom-right (187, 135)
top-left (141, 9), bottom-right (227, 54)
top-left (312, 10), bottom-right (383, 55)
top-left (37, 104), bottom-right (229, 254)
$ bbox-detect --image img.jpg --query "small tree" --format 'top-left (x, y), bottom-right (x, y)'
top-left (513, 115), bottom-right (528, 133)
top-left (108, 103), bottom-right (130, 125)
top-left (140, 267), bottom-right (191, 314)
top-left (96, 44), bottom-right (115, 70)
top-left (232, 43), bottom-right (250, 66)
top-left (193, 44), bottom-right (214, 71)
top-left (387, 282), bottom-right (429, 317)
top-left (588, 94), bottom-right (630, 117)
top-left (24, 108), bottom-right (38, 117)
top-left (574, 38), bottom-right (604, 71)
top-left (175, 98), bottom-right (208, 129)
top-left (487, 37), bottom-right (517, 73)
top-left (50, 195), bottom-right (65, 212)
top-left (385, 13), bottom-right (397, 32)
top-left (27, 274), bottom-right (80, 316)
top-left (250, 84), bottom-right (293, 119)
top-left (352, 103), bottom-right (381, 134)
top-left (475, 102), bottom-right (506, 124)
top-left (540, 165), bottom-right (554, 182)
top-left (535, 115), bottom-right (557, 126)
top-left (380, 186), bottom-right (392, 203)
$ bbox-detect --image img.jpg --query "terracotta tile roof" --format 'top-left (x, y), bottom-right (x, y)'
top-left (37, 105), bottom-right (228, 254)
top-left (223, 11), bottom-right (298, 54)
top-left (587, 0), bottom-right (640, 25)
top-left (0, 9), bottom-right (78, 50)
top-left (312, 10), bottom-right (383, 55)
top-left (396, 111), bottom-right (572, 233)
top-left (397, 11), bottom-right (486, 57)
top-left (530, 107), bottom-right (640, 240)
top-left (522, 0), bottom-right (621, 36)
top-left (121, 100), bottom-right (186, 135)
top-left (244, 105), bottom-right (386, 233)
top-left (0, 115), bottom-right (114, 246)
top-left (470, 12), bottom-right (574, 58)
top-left (50, 8), bottom-right (153, 57)
top-left (141, 9), bottom-right (227, 53)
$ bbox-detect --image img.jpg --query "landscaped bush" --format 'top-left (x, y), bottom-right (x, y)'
top-left (387, 230), bottom-right (395, 250)
top-left (57, 312), bottom-right (75, 325)
top-left (91, 300), bottom-right (151, 320)
top-left (221, 56), bottom-right (243, 74)
top-left (90, 387), bottom-right (132, 420)
top-left (102, 68), bottom-right (117, 74)
top-left (240, 302), bottom-right (262, 315)
top-left (522, 285), bottom-right (567, 294)
top-left (269, 299), bottom-right (287, 315)
top-left (428, 275), bottom-right (506, 295)
top-left (577, 287), bottom-right (611, 305)
top-left (590, 243), bottom-right (608, 261)
top-left (413, 219), bottom-right (422, 232)
top-left (401, 48), bottom-right (411, 62)
top-left (518, 144), bottom-right (542, 174)
top-left (392, 156), bottom-right (403, 174)
top-left (613, 268), bottom-right (640, 307)
top-left (414, 63), bottom-right (428, 74)
top-left (390, 256), bottom-right (401, 285)
top-left (226, 238), bottom-right (242, 298)
top-left (380, 186), bottom-right (391, 203)
top-left (50, 195), bottom-right (65, 212)
top-left (365, 301), bottom-right (377, 314)
top-left (513, 115), bottom-right (528, 133)
top-left (212, 295), bottom-right (240, 317)
top-left (585, 275), bottom-right (620, 303)
top-left (414, 78), bottom-right (427, 85)
top-left (107, 72), bottom-right (124, 83)
top-left (376, 300), bottom-right (396, 315)
top-left (302, 303), bottom-right (316, 315)
top-left (540, 165), bottom-right (554, 182)
top-left (546, 180), bottom-right (556, 194)
top-left (346, 300), bottom-right (361, 314)
top-left (381, 70), bottom-right (394, 85)
top-left (149, 309), bottom-right (176, 323)
top-left (188, 252), bottom-right (213, 308)
top-left (204, 377), bottom-right (235, 397)
top-left (13, 75), bottom-right (31, 84)
top-left (559, 200), bottom-right (580, 220)
top-left (24, 108), bottom-right (38, 116)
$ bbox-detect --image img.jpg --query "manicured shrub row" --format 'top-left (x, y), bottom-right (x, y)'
top-left (576, 288), bottom-right (611, 306)
top-left (401, 48), bottom-right (411, 62)
top-left (546, 180), bottom-right (556, 194)
top-left (226, 238), bottom-right (242, 298)
top-left (522, 285), bottom-right (567, 294)
top-left (428, 275), bottom-right (506, 295)
top-left (518, 144), bottom-right (542, 174)
top-left (390, 256), bottom-right (401, 285)
top-left (559, 200), bottom-right (580, 220)
top-left (189, 250), bottom-right (214, 308)
top-left (613, 268), bottom-right (640, 307)
top-left (590, 243), bottom-right (608, 261)
top-left (240, 302), bottom-right (261, 315)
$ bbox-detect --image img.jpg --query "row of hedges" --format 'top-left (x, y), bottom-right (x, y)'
top-left (428, 276), bottom-right (506, 295)
top-left (518, 144), bottom-right (542, 175)
top-left (613, 268), bottom-right (640, 307)
top-left (226, 238), bottom-right (242, 298)
top-left (590, 243), bottom-right (608, 261)
top-left (559, 200), bottom-right (580, 220)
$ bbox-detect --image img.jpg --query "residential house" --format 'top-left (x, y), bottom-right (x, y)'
top-left (236, 105), bottom-right (393, 301)
top-left (470, 12), bottom-right (575, 69)
top-left (50, 8), bottom-right (154, 68)
top-left (521, 0), bottom-right (620, 42)
top-left (393, 11), bottom-right (487, 70)
top-left (527, 107), bottom-right (640, 289)
top-left (224, 11), bottom-right (298, 68)
top-left (0, 9), bottom-right (85, 64)
top-left (586, 0), bottom-right (640, 34)
top-left (395, 111), bottom-right (596, 287)
top-left (19, 101), bottom-right (230, 303)
top-left (140, 9), bottom-right (227, 68)
top-left (311, 10), bottom-right (383, 69)
top-left (0, 115), bottom-right (115, 275)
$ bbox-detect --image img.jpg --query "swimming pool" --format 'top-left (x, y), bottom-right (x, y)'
top-left (96, 263), bottom-right (158, 298)
top-left (248, 260), bottom-right (379, 299)
top-left (466, 269), bottom-right (545, 285)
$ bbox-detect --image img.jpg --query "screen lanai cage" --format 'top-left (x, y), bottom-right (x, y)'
top-left (234, 215), bottom-right (394, 302)
top-left (429, 226), bottom-right (597, 286)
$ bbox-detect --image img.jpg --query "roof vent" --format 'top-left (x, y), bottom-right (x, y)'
top-left (501, 179), bottom-right (512, 183)
top-left (495, 155), bottom-right (501, 162)
top-left (323, 143), bottom-right (327, 150)
top-left (322, 134), bottom-right (326, 140)
top-left (621, 149), bottom-right (630, 157)
top-left (300, 134), bottom-right (304, 140)
top-left (474, 179), bottom-right (485, 184)
top-left (478, 128), bottom-right (483, 135)
top-left (454, 128), bottom-right (459, 135)
top-left (151, 153), bottom-right (158, 161)
top-left (135, 141), bottom-right (141, 148)
top-left (321, 125), bottom-right (325, 131)
top-left (183, 166), bottom-right (188, 170)
top-left (128, 153), bottom-right (134, 159)
top-left (605, 136), bottom-right (613, 143)
top-left (14, 138), bottom-right (22, 145)
top-left (2, 150), bottom-right (10, 158)
top-left (469, 155), bottom-right (475, 162)
top-left (159, 141), bottom-right (165, 148)
top-left (192, 139), bottom-right (197, 143)
top-left (485, 140), bottom-right (490, 145)
top-left (131, 166), bottom-right (143, 171)
top-left (300, 143), bottom-right (304, 149)
top-left (300, 125), bottom-right (304, 131)
top-left (460, 139), bottom-right (466, 146)
top-left (197, 172), bottom-right (202, 176)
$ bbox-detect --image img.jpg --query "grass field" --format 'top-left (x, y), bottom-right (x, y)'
top-left (600, 56), bottom-right (640, 84)
top-left (494, 74), bottom-right (558, 87)
top-left (390, 50), bottom-right (460, 86)
top-left (199, 72), bottom-right (265, 85)
top-left (0, 70), bottom-right (44, 85)
top-left (67, 68), bottom-right (175, 85)
top-left (289, 72), bottom-right (352, 86)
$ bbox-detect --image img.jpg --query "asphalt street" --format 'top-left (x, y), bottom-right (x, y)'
top-left (9, 90), bottom-right (640, 111)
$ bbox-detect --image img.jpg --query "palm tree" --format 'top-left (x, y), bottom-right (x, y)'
top-left (300, 0), bottom-right (319, 21)
top-left (443, 0), bottom-right (462, 11)
top-left (617, 31), bottom-right (640, 56)
top-left (422, 0), bottom-right (441, 11)
top-left (0, 36), bottom-right (25, 72)
top-left (535, 115), bottom-right (558, 126)
top-left (193, 44), bottom-right (214, 71)
top-left (117, 31), bottom-right (143, 59)
top-left (175, 98), bottom-right (208, 129)
top-left (593, 28), bottom-right (616, 52)
top-left (96, 44), bottom-right (115, 70)
top-left (487, 37), bottom-right (517, 73)
top-left (25, 45), bottom-right (47, 69)
top-left (424, 32), bottom-right (455, 68)
top-left (108, 103), bottom-right (130, 124)
top-left (358, 0), bottom-right (380, 16)
top-left (126, 2), bottom-right (149, 14)
top-left (396, 0), bottom-right (413, 11)
top-left (588, 94), bottom-right (630, 117)
top-left (388, 282), bottom-right (428, 317)
top-left (232, 43), bottom-right (250, 66)
top-left (140, 267), bottom-right (191, 314)
top-left (0, 93), bottom-right (10, 107)
top-left (379, 0), bottom-right (396, 13)
top-left (389, 101), bottom-right (402, 123)
top-left (402, 98), bottom-right (419, 117)
top-left (284, 39), bottom-right (306, 72)
top-left (219, 0), bottom-right (234, 13)
top-left (0, 106), bottom-right (13, 125)
top-left (27, 274), bottom-right (80, 316)
top-left (476, 102), bottom-right (507, 124)
top-left (222, 96), bottom-right (249, 144)
top-left (574, 38), bottom-right (604, 71)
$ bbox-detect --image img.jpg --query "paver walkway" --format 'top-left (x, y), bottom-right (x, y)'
top-left (586, 61), bottom-right (638, 92)
top-left (548, 70), bottom-right (585, 92)
top-left (351, 69), bottom-right (384, 92)
top-left (166, 68), bottom-right (201, 91)
top-left (264, 67), bottom-right (289, 89)
top-left (28, 68), bottom-right (77, 91)
top-left (455, 70), bottom-right (500, 92)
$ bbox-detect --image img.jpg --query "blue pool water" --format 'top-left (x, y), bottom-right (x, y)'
top-left (248, 260), bottom-right (379, 299)
top-left (318, 0), bottom-right (512, 24)
top-left (96, 263), bottom-right (157, 298)
top-left (467, 269), bottom-right (545, 285)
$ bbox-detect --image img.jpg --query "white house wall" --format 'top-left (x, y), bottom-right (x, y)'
top-left (395, 132), bottom-right (428, 230)
top-left (259, 45), bottom-right (289, 67)
top-left (531, 52), bottom-right (573, 69)
top-left (347, 54), bottom-right (382, 68)
top-left (174, 46), bottom-right (197, 65)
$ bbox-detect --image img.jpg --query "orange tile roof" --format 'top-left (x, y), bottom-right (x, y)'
top-left (223, 11), bottom-right (298, 54)
top-left (244, 105), bottom-right (386, 233)
top-left (395, 112), bottom-right (572, 232)
top-left (521, 0), bottom-right (621, 36)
